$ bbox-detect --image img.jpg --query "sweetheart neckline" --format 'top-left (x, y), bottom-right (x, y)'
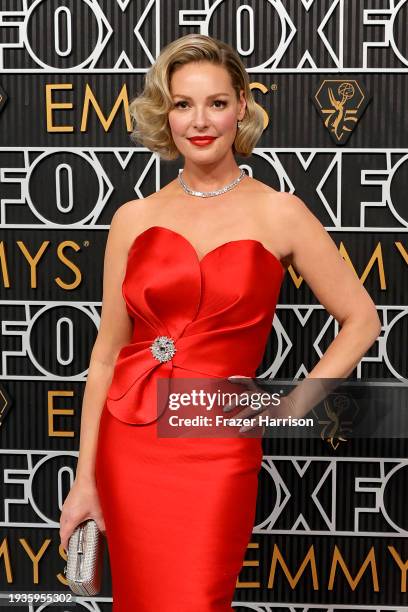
top-left (126, 225), bottom-right (285, 273)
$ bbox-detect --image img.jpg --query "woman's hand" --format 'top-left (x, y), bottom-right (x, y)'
top-left (59, 478), bottom-right (106, 553)
top-left (224, 375), bottom-right (294, 434)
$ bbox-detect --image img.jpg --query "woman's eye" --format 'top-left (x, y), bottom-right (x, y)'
top-left (174, 100), bottom-right (227, 109)
top-left (213, 100), bottom-right (227, 108)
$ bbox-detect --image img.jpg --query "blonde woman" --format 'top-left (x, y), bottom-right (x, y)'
top-left (59, 34), bottom-right (381, 611)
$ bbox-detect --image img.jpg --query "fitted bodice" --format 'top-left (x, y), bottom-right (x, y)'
top-left (105, 225), bottom-right (285, 425)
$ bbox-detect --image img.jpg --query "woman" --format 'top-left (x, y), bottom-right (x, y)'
top-left (59, 34), bottom-right (381, 610)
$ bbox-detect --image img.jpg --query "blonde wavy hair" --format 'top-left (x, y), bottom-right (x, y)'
top-left (128, 34), bottom-right (264, 160)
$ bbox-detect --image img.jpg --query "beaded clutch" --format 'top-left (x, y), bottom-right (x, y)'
top-left (63, 518), bottom-right (106, 596)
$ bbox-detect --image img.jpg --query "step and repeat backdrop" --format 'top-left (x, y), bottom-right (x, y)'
top-left (0, 0), bottom-right (407, 610)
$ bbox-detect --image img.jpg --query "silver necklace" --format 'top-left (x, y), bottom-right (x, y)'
top-left (178, 168), bottom-right (247, 198)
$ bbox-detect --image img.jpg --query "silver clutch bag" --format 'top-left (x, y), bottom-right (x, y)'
top-left (63, 518), bottom-right (106, 596)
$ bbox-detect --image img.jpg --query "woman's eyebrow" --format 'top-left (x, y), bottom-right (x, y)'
top-left (172, 92), bottom-right (231, 99)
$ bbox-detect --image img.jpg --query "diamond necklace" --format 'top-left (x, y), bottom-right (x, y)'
top-left (178, 168), bottom-right (247, 198)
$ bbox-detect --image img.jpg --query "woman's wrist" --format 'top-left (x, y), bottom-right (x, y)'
top-left (281, 393), bottom-right (305, 419)
top-left (75, 470), bottom-right (96, 486)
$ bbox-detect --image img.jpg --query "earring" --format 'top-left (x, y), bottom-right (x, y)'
top-left (237, 120), bottom-right (243, 129)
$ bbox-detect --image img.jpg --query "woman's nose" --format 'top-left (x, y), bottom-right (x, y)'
top-left (192, 108), bottom-right (209, 128)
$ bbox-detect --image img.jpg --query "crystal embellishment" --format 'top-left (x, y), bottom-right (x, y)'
top-left (150, 336), bottom-right (176, 363)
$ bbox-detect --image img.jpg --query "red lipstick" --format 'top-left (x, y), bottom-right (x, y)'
top-left (188, 136), bottom-right (217, 147)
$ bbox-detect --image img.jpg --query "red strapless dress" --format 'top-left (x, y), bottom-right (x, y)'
top-left (95, 225), bottom-right (285, 611)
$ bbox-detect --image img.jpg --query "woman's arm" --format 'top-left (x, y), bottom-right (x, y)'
top-left (74, 202), bottom-right (140, 485)
top-left (271, 193), bottom-right (381, 416)
top-left (284, 193), bottom-right (381, 376)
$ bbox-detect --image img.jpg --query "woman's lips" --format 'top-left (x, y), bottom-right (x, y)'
top-left (188, 136), bottom-right (217, 147)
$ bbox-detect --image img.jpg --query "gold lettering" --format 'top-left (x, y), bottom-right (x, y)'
top-left (0, 538), bottom-right (13, 582)
top-left (80, 83), bottom-right (132, 132)
top-left (45, 84), bottom-right (74, 132)
top-left (56, 241), bottom-right (81, 290)
top-left (328, 544), bottom-right (379, 591)
top-left (57, 543), bottom-right (68, 584)
top-left (268, 543), bottom-right (319, 589)
top-left (0, 241), bottom-right (10, 288)
top-left (236, 542), bottom-right (260, 588)
top-left (249, 82), bottom-right (269, 129)
top-left (48, 390), bottom-right (75, 437)
top-left (19, 539), bottom-right (51, 584)
top-left (395, 241), bottom-right (408, 265)
top-left (17, 241), bottom-right (49, 288)
top-left (388, 546), bottom-right (408, 592)
top-left (287, 266), bottom-right (304, 289)
top-left (339, 242), bottom-right (386, 290)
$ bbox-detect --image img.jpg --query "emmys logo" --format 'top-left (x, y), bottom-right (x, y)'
top-left (312, 79), bottom-right (371, 144)
top-left (312, 392), bottom-right (360, 451)
top-left (0, 386), bottom-right (11, 428)
top-left (0, 82), bottom-right (8, 114)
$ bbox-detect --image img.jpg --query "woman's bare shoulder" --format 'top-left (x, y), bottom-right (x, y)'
top-left (244, 178), bottom-right (308, 224)
top-left (111, 195), bottom-right (163, 244)
top-left (243, 177), bottom-right (292, 213)
top-left (114, 193), bottom-right (162, 219)
top-left (246, 183), bottom-right (310, 266)
top-left (112, 193), bottom-right (165, 227)
top-left (263, 190), bottom-right (317, 228)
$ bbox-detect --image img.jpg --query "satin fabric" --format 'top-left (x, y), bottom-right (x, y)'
top-left (95, 225), bottom-right (285, 611)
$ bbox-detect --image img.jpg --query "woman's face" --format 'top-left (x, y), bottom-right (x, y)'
top-left (167, 61), bottom-right (246, 161)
